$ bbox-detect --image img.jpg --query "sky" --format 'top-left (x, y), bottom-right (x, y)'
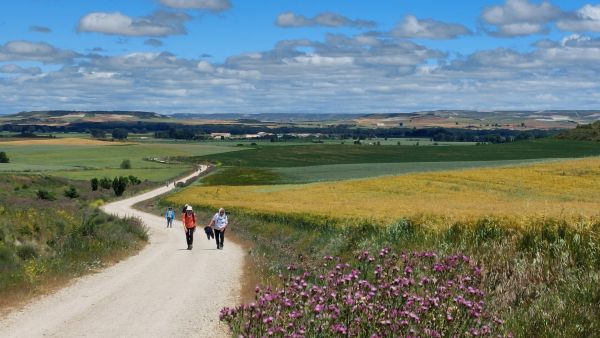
top-left (1, 0), bottom-right (600, 115)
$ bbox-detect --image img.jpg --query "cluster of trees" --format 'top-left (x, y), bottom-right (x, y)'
top-left (90, 175), bottom-right (142, 196)
top-left (0, 151), bottom-right (9, 163)
top-left (90, 128), bottom-right (128, 140)
top-left (1, 120), bottom-right (557, 144)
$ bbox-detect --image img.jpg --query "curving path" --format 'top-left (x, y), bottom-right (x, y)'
top-left (0, 166), bottom-right (245, 338)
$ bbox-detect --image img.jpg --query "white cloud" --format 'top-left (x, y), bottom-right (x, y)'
top-left (78, 11), bottom-right (190, 37)
top-left (557, 4), bottom-right (600, 32)
top-left (0, 40), bottom-right (77, 63)
top-left (393, 15), bottom-right (471, 39)
top-left (481, 0), bottom-right (560, 37)
top-left (29, 25), bottom-right (51, 33)
top-left (159, 0), bottom-right (231, 11)
top-left (0, 64), bottom-right (42, 75)
top-left (276, 12), bottom-right (376, 28)
top-left (144, 38), bottom-right (163, 47)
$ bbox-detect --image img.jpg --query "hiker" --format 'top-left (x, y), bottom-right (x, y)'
top-left (165, 207), bottom-right (175, 228)
top-left (182, 205), bottom-right (196, 250)
top-left (208, 207), bottom-right (228, 250)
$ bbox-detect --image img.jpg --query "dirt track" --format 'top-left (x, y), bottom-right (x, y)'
top-left (0, 166), bottom-right (244, 337)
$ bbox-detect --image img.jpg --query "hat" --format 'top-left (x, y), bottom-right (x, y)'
top-left (186, 206), bottom-right (193, 211)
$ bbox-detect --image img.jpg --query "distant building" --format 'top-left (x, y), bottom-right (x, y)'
top-left (245, 131), bottom-right (273, 139)
top-left (210, 132), bottom-right (232, 140)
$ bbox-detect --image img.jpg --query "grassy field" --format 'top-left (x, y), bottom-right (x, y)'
top-left (0, 174), bottom-right (148, 310)
top-left (201, 159), bottom-right (561, 185)
top-left (0, 139), bottom-right (239, 182)
top-left (191, 139), bottom-right (600, 167)
top-left (169, 156), bottom-right (600, 223)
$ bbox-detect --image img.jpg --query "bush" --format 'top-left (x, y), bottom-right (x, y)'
top-left (0, 151), bottom-right (9, 163)
top-left (64, 186), bottom-right (79, 199)
top-left (120, 159), bottom-right (132, 169)
top-left (36, 189), bottom-right (55, 200)
top-left (90, 178), bottom-right (99, 191)
top-left (128, 175), bottom-right (141, 185)
top-left (112, 176), bottom-right (128, 196)
top-left (99, 177), bottom-right (112, 190)
top-left (16, 244), bottom-right (38, 260)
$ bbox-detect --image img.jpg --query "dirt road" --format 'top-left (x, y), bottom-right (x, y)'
top-left (0, 166), bottom-right (245, 337)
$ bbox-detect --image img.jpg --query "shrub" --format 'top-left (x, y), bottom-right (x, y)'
top-left (128, 175), bottom-right (141, 185)
top-left (112, 176), bottom-right (128, 196)
top-left (36, 189), bottom-right (55, 200)
top-left (0, 151), bottom-right (9, 163)
top-left (64, 186), bottom-right (79, 199)
top-left (90, 178), bottom-right (99, 191)
top-left (120, 159), bottom-right (132, 169)
top-left (221, 249), bottom-right (507, 337)
top-left (99, 177), bottom-right (112, 189)
top-left (16, 244), bottom-right (38, 260)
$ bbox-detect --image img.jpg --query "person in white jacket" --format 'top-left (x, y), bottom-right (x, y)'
top-left (208, 208), bottom-right (228, 250)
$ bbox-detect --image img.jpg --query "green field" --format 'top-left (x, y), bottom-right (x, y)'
top-left (201, 137), bottom-right (477, 147)
top-left (272, 158), bottom-right (564, 183)
top-left (192, 139), bottom-right (600, 167)
top-left (0, 141), bottom-right (240, 182)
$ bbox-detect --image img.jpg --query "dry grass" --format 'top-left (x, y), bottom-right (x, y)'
top-left (169, 157), bottom-right (600, 224)
top-left (0, 138), bottom-right (130, 146)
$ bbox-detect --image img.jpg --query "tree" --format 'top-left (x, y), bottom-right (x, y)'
top-left (112, 176), bottom-right (128, 196)
top-left (112, 128), bottom-right (128, 140)
top-left (90, 178), bottom-right (99, 191)
top-left (36, 189), bottom-right (55, 200)
top-left (99, 177), bottom-right (112, 190)
top-left (0, 151), bottom-right (9, 163)
top-left (64, 186), bottom-right (79, 198)
top-left (128, 175), bottom-right (141, 185)
top-left (90, 129), bottom-right (106, 139)
top-left (120, 159), bottom-right (132, 169)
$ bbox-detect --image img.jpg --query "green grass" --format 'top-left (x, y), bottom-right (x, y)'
top-left (201, 167), bottom-right (281, 186)
top-left (272, 158), bottom-right (564, 183)
top-left (0, 174), bottom-right (148, 307)
top-left (191, 139), bottom-right (600, 168)
top-left (0, 141), bottom-right (239, 182)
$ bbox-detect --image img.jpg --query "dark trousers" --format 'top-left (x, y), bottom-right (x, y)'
top-left (185, 227), bottom-right (195, 245)
top-left (167, 218), bottom-right (173, 227)
top-left (214, 229), bottom-right (224, 247)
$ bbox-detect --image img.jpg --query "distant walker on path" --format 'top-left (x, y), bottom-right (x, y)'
top-left (209, 208), bottom-right (228, 250)
top-left (182, 205), bottom-right (196, 250)
top-left (165, 207), bottom-right (175, 228)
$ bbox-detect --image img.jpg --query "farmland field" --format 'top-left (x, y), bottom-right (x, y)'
top-left (193, 139), bottom-right (600, 167)
top-left (169, 156), bottom-right (600, 223)
top-left (0, 139), bottom-right (239, 182)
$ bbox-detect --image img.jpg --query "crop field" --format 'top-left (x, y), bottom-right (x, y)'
top-left (194, 139), bottom-right (600, 167)
top-left (198, 159), bottom-right (561, 185)
top-left (170, 156), bottom-right (600, 223)
top-left (0, 139), bottom-right (239, 182)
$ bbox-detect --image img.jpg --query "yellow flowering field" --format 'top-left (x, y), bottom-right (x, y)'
top-left (168, 157), bottom-right (600, 224)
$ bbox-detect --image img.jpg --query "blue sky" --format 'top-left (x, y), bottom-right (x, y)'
top-left (1, 0), bottom-right (600, 114)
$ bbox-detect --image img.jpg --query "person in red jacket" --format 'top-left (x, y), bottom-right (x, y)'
top-left (182, 205), bottom-right (196, 250)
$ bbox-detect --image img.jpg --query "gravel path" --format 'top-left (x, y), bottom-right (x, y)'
top-left (0, 166), bottom-right (244, 338)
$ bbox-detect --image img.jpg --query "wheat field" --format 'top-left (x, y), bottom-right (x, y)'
top-left (169, 157), bottom-right (600, 224)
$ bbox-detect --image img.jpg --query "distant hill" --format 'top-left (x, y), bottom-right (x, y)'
top-left (2, 110), bottom-right (167, 125)
top-left (556, 121), bottom-right (600, 141)
top-left (354, 110), bottom-right (600, 130)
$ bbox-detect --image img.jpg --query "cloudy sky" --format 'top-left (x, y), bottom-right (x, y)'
top-left (1, 0), bottom-right (600, 115)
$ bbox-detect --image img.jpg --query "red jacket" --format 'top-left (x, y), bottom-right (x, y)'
top-left (182, 212), bottom-right (196, 229)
